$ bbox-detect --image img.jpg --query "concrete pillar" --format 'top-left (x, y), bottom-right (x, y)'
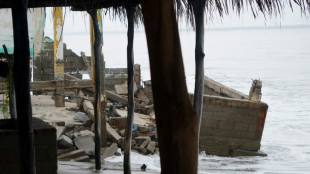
top-left (53, 7), bottom-right (65, 107)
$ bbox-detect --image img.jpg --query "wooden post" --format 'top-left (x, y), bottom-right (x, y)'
top-left (53, 7), bottom-right (65, 107)
top-left (89, 10), bottom-right (107, 148)
top-left (141, 0), bottom-right (198, 173)
top-left (88, 9), bottom-right (102, 170)
top-left (123, 4), bottom-right (136, 174)
top-left (12, 0), bottom-right (36, 173)
top-left (3, 45), bottom-right (17, 119)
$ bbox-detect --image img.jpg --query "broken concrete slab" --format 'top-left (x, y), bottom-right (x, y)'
top-left (56, 126), bottom-right (65, 139)
top-left (102, 143), bottom-right (118, 159)
top-left (58, 149), bottom-right (86, 160)
top-left (73, 112), bottom-right (89, 122)
top-left (57, 135), bottom-right (73, 149)
top-left (140, 137), bottom-right (151, 148)
top-left (135, 136), bottom-right (151, 147)
top-left (110, 117), bottom-right (127, 130)
top-left (73, 130), bottom-right (94, 138)
top-left (115, 84), bottom-right (128, 95)
top-left (107, 123), bottom-right (122, 142)
top-left (147, 141), bottom-right (156, 154)
top-left (83, 100), bottom-right (94, 121)
top-left (73, 135), bottom-right (95, 155)
top-left (138, 126), bottom-right (149, 133)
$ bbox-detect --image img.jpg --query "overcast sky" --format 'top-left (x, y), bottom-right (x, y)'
top-left (44, 4), bottom-right (310, 36)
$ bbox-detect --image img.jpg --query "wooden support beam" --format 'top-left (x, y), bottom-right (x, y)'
top-left (123, 4), bottom-right (136, 174)
top-left (88, 9), bottom-right (102, 171)
top-left (3, 45), bottom-right (17, 118)
top-left (141, 0), bottom-right (198, 173)
top-left (53, 7), bottom-right (65, 107)
top-left (11, 0), bottom-right (36, 173)
top-left (89, 10), bottom-right (108, 148)
top-left (192, 0), bottom-right (206, 143)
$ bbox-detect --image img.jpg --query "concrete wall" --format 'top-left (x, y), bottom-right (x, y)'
top-left (199, 95), bottom-right (268, 156)
top-left (0, 118), bottom-right (57, 174)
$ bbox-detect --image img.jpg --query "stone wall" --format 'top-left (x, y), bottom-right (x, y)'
top-left (199, 95), bottom-right (268, 156)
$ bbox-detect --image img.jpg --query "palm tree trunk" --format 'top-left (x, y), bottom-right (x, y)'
top-left (141, 0), bottom-right (198, 173)
top-left (88, 10), bottom-right (102, 170)
top-left (12, 0), bottom-right (36, 173)
top-left (192, 0), bottom-right (205, 140)
top-left (123, 4), bottom-right (136, 174)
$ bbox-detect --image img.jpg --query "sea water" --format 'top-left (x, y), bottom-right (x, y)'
top-left (50, 25), bottom-right (310, 173)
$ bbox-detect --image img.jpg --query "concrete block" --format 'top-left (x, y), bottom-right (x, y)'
top-left (57, 135), bottom-right (73, 148)
top-left (138, 126), bottom-right (149, 133)
top-left (140, 137), bottom-right (151, 148)
top-left (58, 149), bottom-right (86, 160)
top-left (102, 143), bottom-right (118, 159)
top-left (73, 112), bottom-right (90, 122)
top-left (73, 130), bottom-right (94, 138)
top-left (135, 136), bottom-right (150, 147)
top-left (146, 141), bottom-right (156, 154)
top-left (107, 123), bottom-right (122, 142)
top-left (109, 117), bottom-right (127, 130)
top-left (230, 149), bottom-right (267, 157)
top-left (74, 135), bottom-right (95, 155)
top-left (115, 84), bottom-right (128, 95)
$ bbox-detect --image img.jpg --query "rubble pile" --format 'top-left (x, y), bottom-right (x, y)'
top-left (52, 82), bottom-right (158, 162)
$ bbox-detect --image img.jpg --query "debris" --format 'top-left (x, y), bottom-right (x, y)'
top-left (140, 137), bottom-right (151, 148)
top-left (72, 155), bottom-right (90, 162)
top-left (102, 143), bottom-right (118, 159)
top-left (57, 135), bottom-right (73, 149)
top-left (107, 123), bottom-right (122, 142)
top-left (110, 117), bottom-right (127, 130)
top-left (73, 112), bottom-right (89, 122)
top-left (138, 126), bottom-right (148, 133)
top-left (146, 141), bottom-right (156, 154)
top-left (55, 126), bottom-right (65, 139)
top-left (83, 100), bottom-right (94, 121)
top-left (74, 135), bottom-right (95, 155)
top-left (135, 136), bottom-right (151, 147)
top-left (58, 149), bottom-right (86, 160)
top-left (73, 130), bottom-right (94, 138)
top-left (115, 84), bottom-right (128, 95)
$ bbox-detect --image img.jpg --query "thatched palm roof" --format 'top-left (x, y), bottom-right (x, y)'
top-left (1, 0), bottom-right (309, 19)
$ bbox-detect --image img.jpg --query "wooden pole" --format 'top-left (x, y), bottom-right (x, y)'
top-left (141, 0), bottom-right (198, 173)
top-left (88, 9), bottom-right (102, 170)
top-left (11, 0), bottom-right (36, 173)
top-left (192, 0), bottom-right (205, 141)
top-left (89, 10), bottom-right (107, 148)
top-left (123, 4), bottom-right (136, 174)
top-left (53, 7), bottom-right (65, 107)
top-left (3, 45), bottom-right (17, 119)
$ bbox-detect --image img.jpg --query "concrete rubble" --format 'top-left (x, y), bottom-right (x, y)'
top-left (46, 82), bottom-right (158, 162)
